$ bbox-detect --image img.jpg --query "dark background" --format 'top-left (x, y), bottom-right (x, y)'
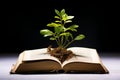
top-left (0, 1), bottom-right (119, 53)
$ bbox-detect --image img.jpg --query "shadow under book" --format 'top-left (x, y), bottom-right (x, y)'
top-left (10, 47), bottom-right (109, 74)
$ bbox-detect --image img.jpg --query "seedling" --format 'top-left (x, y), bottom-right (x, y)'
top-left (40, 9), bottom-right (85, 62)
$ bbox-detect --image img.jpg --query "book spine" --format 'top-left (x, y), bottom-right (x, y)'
top-left (56, 69), bottom-right (66, 73)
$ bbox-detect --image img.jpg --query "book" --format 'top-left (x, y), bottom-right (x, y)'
top-left (10, 47), bottom-right (109, 74)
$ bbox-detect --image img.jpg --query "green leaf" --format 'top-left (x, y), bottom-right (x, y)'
top-left (70, 29), bottom-right (77, 32)
top-left (69, 25), bottom-right (79, 31)
top-left (40, 29), bottom-right (53, 37)
top-left (65, 20), bottom-right (72, 23)
top-left (54, 16), bottom-right (60, 19)
top-left (54, 26), bottom-right (63, 34)
top-left (65, 25), bottom-right (79, 32)
top-left (50, 37), bottom-right (56, 40)
top-left (67, 16), bottom-right (74, 19)
top-left (55, 9), bottom-right (60, 16)
top-left (55, 20), bottom-right (61, 23)
top-left (62, 14), bottom-right (68, 21)
top-left (60, 32), bottom-right (72, 37)
top-left (60, 32), bottom-right (67, 36)
top-left (74, 34), bottom-right (85, 40)
top-left (69, 25), bottom-right (79, 28)
top-left (60, 32), bottom-right (73, 41)
top-left (61, 9), bottom-right (65, 15)
top-left (47, 23), bottom-right (61, 27)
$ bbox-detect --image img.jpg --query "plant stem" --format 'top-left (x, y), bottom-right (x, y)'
top-left (61, 36), bottom-right (64, 46)
top-left (64, 39), bottom-right (74, 48)
top-left (62, 38), bottom-right (67, 48)
top-left (58, 36), bottom-right (62, 47)
top-left (53, 34), bottom-right (60, 46)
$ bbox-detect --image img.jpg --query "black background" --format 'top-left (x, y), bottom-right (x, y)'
top-left (0, 1), bottom-right (119, 53)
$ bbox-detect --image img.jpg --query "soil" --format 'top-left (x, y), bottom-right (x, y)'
top-left (47, 45), bottom-right (76, 63)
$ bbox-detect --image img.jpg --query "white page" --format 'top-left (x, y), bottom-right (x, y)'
top-left (23, 48), bottom-right (60, 63)
top-left (62, 47), bottom-right (100, 67)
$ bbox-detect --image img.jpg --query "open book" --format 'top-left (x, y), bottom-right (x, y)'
top-left (10, 47), bottom-right (109, 74)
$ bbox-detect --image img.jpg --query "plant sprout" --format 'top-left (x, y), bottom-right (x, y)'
top-left (40, 9), bottom-right (85, 49)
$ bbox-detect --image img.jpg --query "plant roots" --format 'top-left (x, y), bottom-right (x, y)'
top-left (47, 45), bottom-right (76, 63)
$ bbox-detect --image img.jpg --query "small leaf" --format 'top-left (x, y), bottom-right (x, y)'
top-left (62, 14), bottom-right (68, 21)
top-left (69, 25), bottom-right (79, 28)
top-left (65, 20), bottom-right (72, 23)
top-left (40, 29), bottom-right (53, 37)
top-left (55, 9), bottom-right (60, 16)
top-left (74, 34), bottom-right (85, 40)
top-left (60, 33), bottom-right (67, 36)
top-left (54, 16), bottom-right (60, 19)
top-left (61, 9), bottom-right (65, 15)
top-left (60, 32), bottom-right (72, 37)
top-left (54, 26), bottom-right (63, 34)
top-left (55, 20), bottom-right (61, 23)
top-left (47, 23), bottom-right (61, 27)
top-left (70, 29), bottom-right (77, 32)
top-left (65, 25), bottom-right (79, 32)
top-left (50, 37), bottom-right (56, 40)
top-left (67, 16), bottom-right (74, 19)
top-left (60, 32), bottom-right (73, 40)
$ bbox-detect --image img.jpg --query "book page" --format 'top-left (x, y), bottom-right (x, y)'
top-left (23, 48), bottom-right (61, 64)
top-left (62, 47), bottom-right (101, 67)
top-left (10, 51), bottom-right (25, 73)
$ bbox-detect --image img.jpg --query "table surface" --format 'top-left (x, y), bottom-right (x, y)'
top-left (0, 53), bottom-right (120, 80)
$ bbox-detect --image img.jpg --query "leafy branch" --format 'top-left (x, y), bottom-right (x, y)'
top-left (40, 9), bottom-right (85, 49)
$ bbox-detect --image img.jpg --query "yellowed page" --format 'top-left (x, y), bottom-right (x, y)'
top-left (62, 47), bottom-right (100, 67)
top-left (10, 48), bottom-right (62, 73)
top-left (23, 48), bottom-right (61, 64)
top-left (10, 51), bottom-right (25, 73)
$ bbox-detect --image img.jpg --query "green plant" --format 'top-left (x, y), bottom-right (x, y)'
top-left (40, 9), bottom-right (85, 62)
top-left (40, 9), bottom-right (85, 49)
